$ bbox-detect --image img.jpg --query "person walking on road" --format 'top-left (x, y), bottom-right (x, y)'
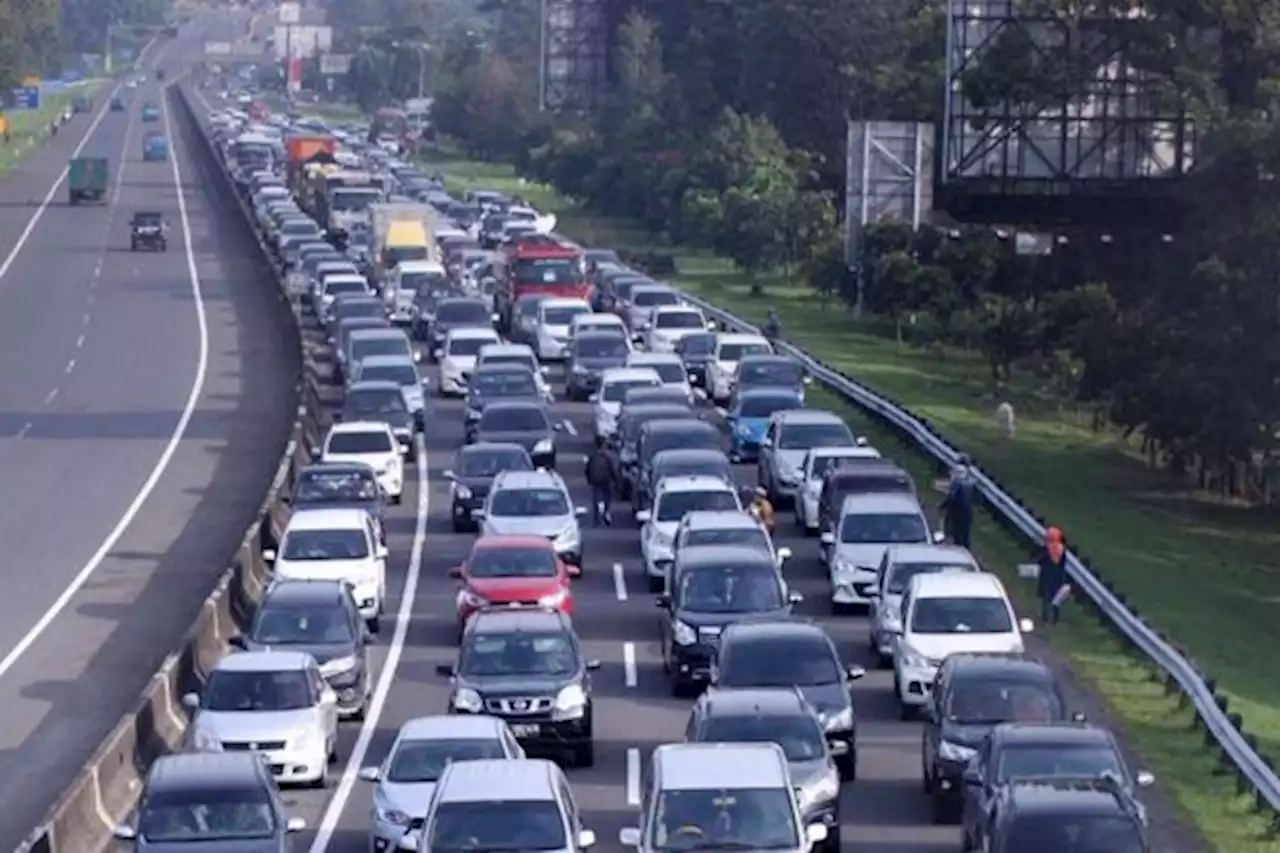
top-left (939, 453), bottom-right (977, 548)
top-left (1037, 526), bottom-right (1070, 625)
top-left (585, 443), bottom-right (616, 526)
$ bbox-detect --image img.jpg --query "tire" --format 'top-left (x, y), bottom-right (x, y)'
top-left (573, 741), bottom-right (595, 768)
top-left (821, 827), bottom-right (841, 853)
top-left (836, 753), bottom-right (856, 782)
top-left (390, 492), bottom-right (402, 506)
top-left (452, 515), bottom-right (467, 533)
top-left (366, 615), bottom-right (381, 635)
top-left (647, 574), bottom-right (663, 593)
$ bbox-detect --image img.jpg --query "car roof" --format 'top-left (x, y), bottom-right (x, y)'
top-left (653, 743), bottom-right (789, 789)
top-left (350, 328), bottom-right (408, 341)
top-left (540, 298), bottom-right (590, 310)
top-left (447, 327), bottom-right (500, 340)
top-left (628, 352), bottom-right (682, 365)
top-left (807, 446), bottom-right (880, 461)
top-left (357, 354), bottom-right (415, 368)
top-left (886, 544), bottom-right (978, 565)
top-left (398, 714), bottom-right (510, 741)
top-left (480, 343), bottom-right (535, 357)
top-left (398, 260), bottom-right (445, 272)
top-left (299, 461), bottom-right (375, 476)
top-left (717, 333), bottom-right (769, 346)
top-left (944, 654), bottom-right (1055, 683)
top-left (468, 607), bottom-right (570, 633)
top-left (436, 758), bottom-right (561, 803)
top-left (992, 722), bottom-right (1112, 746)
top-left (493, 469), bottom-right (566, 490)
top-left (147, 752), bottom-right (268, 791)
top-left (324, 273), bottom-right (367, 283)
top-left (681, 510), bottom-right (760, 530)
top-left (285, 506), bottom-right (370, 530)
top-left (573, 312), bottom-right (624, 324)
top-left (622, 404), bottom-right (695, 420)
top-left (632, 283), bottom-right (675, 294)
top-left (910, 571), bottom-right (1008, 599)
top-left (838, 492), bottom-right (923, 514)
top-left (602, 367), bottom-right (662, 384)
top-left (214, 649), bottom-right (313, 671)
top-left (262, 578), bottom-right (350, 607)
top-left (328, 420), bottom-right (394, 436)
top-left (657, 474), bottom-right (738, 494)
top-left (575, 330), bottom-right (626, 342)
top-left (700, 687), bottom-right (808, 717)
top-left (776, 409), bottom-right (845, 425)
top-left (676, 545), bottom-right (776, 569)
top-left (347, 379), bottom-right (402, 393)
top-left (739, 353), bottom-right (795, 365)
top-left (473, 534), bottom-right (556, 551)
top-left (654, 304), bottom-right (700, 314)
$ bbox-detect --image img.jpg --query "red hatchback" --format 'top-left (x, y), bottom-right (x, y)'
top-left (451, 535), bottom-right (578, 631)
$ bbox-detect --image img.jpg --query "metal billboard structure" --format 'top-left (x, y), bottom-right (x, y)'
top-left (844, 120), bottom-right (934, 267)
top-left (539, 0), bottom-right (610, 113)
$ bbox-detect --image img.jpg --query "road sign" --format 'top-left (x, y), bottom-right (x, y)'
top-left (279, 1), bottom-right (301, 23)
top-left (21, 75), bottom-right (40, 87)
top-left (204, 40), bottom-right (233, 55)
top-left (12, 87), bottom-right (40, 110)
top-left (319, 53), bottom-right (351, 75)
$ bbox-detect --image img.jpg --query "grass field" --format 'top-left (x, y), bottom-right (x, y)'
top-left (420, 150), bottom-right (1280, 853)
top-left (0, 84), bottom-right (103, 177)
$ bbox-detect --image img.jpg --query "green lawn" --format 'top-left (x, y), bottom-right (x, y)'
top-left (422, 150), bottom-right (1280, 853)
top-left (0, 84), bottom-right (103, 177)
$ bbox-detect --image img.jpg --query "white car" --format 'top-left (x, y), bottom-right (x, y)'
top-left (625, 351), bottom-right (692, 403)
top-left (358, 715), bottom-right (525, 851)
top-left (478, 469), bottom-right (587, 566)
top-left (637, 475), bottom-right (743, 591)
top-left (265, 507), bottom-right (388, 629)
top-left (642, 305), bottom-right (711, 352)
top-left (320, 421), bottom-right (406, 503)
top-left (569, 311), bottom-right (628, 345)
top-left (477, 342), bottom-right (553, 400)
top-left (671, 509), bottom-right (792, 569)
top-left (593, 367), bottom-right (661, 441)
top-left (390, 259), bottom-right (448, 323)
top-left (183, 650), bottom-right (338, 787)
top-left (318, 272), bottom-right (370, 321)
top-left (311, 259), bottom-right (359, 302)
top-left (706, 333), bottom-right (773, 404)
top-left (437, 326), bottom-right (502, 396)
top-left (350, 353), bottom-right (427, 419)
top-left (535, 298), bottom-right (593, 361)
top-left (868, 543), bottom-right (981, 664)
top-left (625, 285), bottom-right (681, 333)
top-left (795, 444), bottom-right (882, 533)
top-left (893, 572), bottom-right (1032, 717)
top-left (822, 492), bottom-right (941, 612)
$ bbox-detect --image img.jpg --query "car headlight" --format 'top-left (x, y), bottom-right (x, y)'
top-left (879, 609), bottom-right (902, 634)
top-left (554, 683), bottom-right (587, 714)
top-left (898, 643), bottom-right (932, 670)
top-left (320, 654), bottom-right (358, 676)
top-left (455, 484), bottom-right (473, 500)
top-left (291, 725), bottom-right (323, 749)
top-left (533, 438), bottom-right (553, 453)
top-left (375, 797), bottom-right (412, 827)
top-left (938, 740), bottom-right (977, 762)
top-left (672, 621), bottom-right (697, 645)
top-left (820, 706), bottom-right (853, 731)
top-left (833, 559), bottom-right (857, 580)
top-left (188, 727), bottom-right (223, 753)
top-left (452, 687), bottom-right (483, 713)
top-left (555, 525), bottom-right (580, 547)
top-left (571, 364), bottom-right (588, 375)
top-left (539, 588), bottom-right (568, 608)
top-left (797, 773), bottom-right (840, 810)
top-left (736, 423), bottom-right (752, 437)
top-left (461, 589), bottom-right (488, 608)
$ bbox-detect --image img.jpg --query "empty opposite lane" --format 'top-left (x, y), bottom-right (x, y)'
top-left (0, 22), bottom-right (298, 851)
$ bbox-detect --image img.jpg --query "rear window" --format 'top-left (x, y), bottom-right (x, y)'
top-left (634, 290), bottom-right (679, 307)
top-left (328, 430), bottom-right (392, 454)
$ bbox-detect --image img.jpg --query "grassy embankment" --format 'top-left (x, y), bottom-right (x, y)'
top-left (0, 83), bottom-right (104, 176)
top-left (419, 150), bottom-right (1280, 853)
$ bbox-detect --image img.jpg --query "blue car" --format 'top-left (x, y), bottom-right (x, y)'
top-left (724, 387), bottom-right (805, 462)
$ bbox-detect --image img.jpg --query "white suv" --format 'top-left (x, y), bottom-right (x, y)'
top-left (795, 445), bottom-right (881, 533)
top-left (706, 333), bottom-right (773, 404)
top-left (637, 475), bottom-right (743, 591)
top-left (625, 351), bottom-right (692, 403)
top-left (822, 492), bottom-right (939, 612)
top-left (536, 298), bottom-right (593, 361)
top-left (319, 421), bottom-right (406, 503)
top-left (478, 469), bottom-right (587, 567)
top-left (867, 543), bottom-right (980, 664)
top-left (437, 326), bottom-right (502, 396)
top-left (593, 366), bottom-right (661, 441)
top-left (642, 304), bottom-right (710, 352)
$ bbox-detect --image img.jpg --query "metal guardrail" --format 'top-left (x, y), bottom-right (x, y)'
top-left (676, 291), bottom-right (1280, 819)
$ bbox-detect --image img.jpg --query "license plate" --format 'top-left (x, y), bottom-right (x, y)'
top-left (510, 724), bottom-right (540, 737)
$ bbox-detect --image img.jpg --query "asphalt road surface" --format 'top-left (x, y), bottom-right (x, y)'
top-left (0, 15), bottom-right (296, 849)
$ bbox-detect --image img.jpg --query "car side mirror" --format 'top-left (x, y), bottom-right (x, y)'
top-left (540, 366), bottom-right (550, 375)
top-left (358, 766), bottom-right (381, 782)
top-left (181, 692), bottom-right (200, 710)
top-left (578, 829), bottom-right (598, 849)
top-left (375, 545), bottom-right (388, 559)
top-left (805, 823), bottom-right (829, 846)
top-left (443, 469), bottom-right (456, 480)
top-left (448, 565), bottom-right (463, 578)
top-left (619, 827), bottom-right (642, 847)
top-left (828, 740), bottom-right (849, 757)
top-left (413, 351), bottom-right (423, 363)
top-left (819, 532), bottom-right (834, 545)
top-left (286, 816), bottom-right (306, 833)
top-left (1071, 711), bottom-right (1087, 722)
top-left (421, 377), bottom-right (431, 386)
top-left (261, 548), bottom-right (276, 562)
top-left (433, 349), bottom-right (443, 359)
top-left (635, 509), bottom-right (652, 523)
top-left (588, 394), bottom-right (600, 402)
top-left (491, 313), bottom-right (500, 322)
top-left (435, 664), bottom-right (456, 677)
top-left (846, 665), bottom-right (866, 680)
top-left (655, 594), bottom-right (670, 608)
top-left (1018, 617), bottom-right (1035, 633)
top-left (586, 659), bottom-right (602, 670)
top-left (706, 320), bottom-right (717, 330)
top-left (228, 635), bottom-right (247, 650)
top-left (112, 825), bottom-right (138, 841)
top-left (572, 505), bottom-right (587, 516)
top-left (1136, 770), bottom-right (1155, 787)
top-left (554, 422), bottom-right (565, 432)
top-left (310, 447), bottom-right (322, 461)
top-left (788, 591), bottom-right (804, 605)
top-left (777, 547), bottom-right (792, 561)
top-left (567, 564), bottom-right (581, 578)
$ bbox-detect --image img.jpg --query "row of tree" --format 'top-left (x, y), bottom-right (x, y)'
top-left (0, 0), bottom-right (166, 90)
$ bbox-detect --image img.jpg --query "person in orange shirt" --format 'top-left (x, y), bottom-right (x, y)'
top-left (1036, 527), bottom-right (1070, 625)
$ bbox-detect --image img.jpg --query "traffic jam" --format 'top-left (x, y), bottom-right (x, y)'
top-left (118, 90), bottom-right (1159, 853)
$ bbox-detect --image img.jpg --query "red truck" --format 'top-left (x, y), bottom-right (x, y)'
top-left (496, 240), bottom-right (589, 330)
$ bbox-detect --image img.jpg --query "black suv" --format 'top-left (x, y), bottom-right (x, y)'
top-left (286, 462), bottom-right (387, 542)
top-left (923, 654), bottom-right (1081, 822)
top-left (438, 608), bottom-right (600, 767)
top-left (967, 775), bottom-right (1149, 853)
top-left (712, 619), bottom-right (864, 780)
top-left (130, 210), bottom-right (168, 251)
top-left (231, 579), bottom-right (372, 719)
top-left (339, 380), bottom-right (417, 458)
top-left (446, 442), bottom-right (534, 532)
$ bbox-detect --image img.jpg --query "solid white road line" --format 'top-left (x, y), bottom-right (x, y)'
top-left (623, 642), bottom-right (637, 688)
top-left (308, 435), bottom-right (429, 853)
top-left (562, 419), bottom-right (577, 437)
top-left (0, 70), bottom-right (209, 684)
top-left (626, 748), bottom-right (641, 806)
top-left (613, 561), bottom-right (628, 601)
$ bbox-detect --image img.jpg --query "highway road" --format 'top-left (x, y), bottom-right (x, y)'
top-left (0, 15), bottom-right (297, 849)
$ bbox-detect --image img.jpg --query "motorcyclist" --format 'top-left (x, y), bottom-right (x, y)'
top-left (747, 486), bottom-right (775, 533)
top-left (761, 308), bottom-right (782, 343)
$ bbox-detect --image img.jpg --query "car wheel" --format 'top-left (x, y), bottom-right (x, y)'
top-left (647, 574), bottom-right (663, 594)
top-left (836, 752), bottom-right (856, 782)
top-left (821, 826), bottom-right (841, 853)
top-left (573, 741), bottom-right (595, 768)
top-left (366, 615), bottom-right (381, 635)
top-left (390, 492), bottom-right (402, 506)
top-left (451, 515), bottom-right (467, 533)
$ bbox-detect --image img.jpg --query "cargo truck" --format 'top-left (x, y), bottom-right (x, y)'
top-left (68, 157), bottom-right (109, 204)
top-left (319, 169), bottom-right (384, 238)
top-left (284, 133), bottom-right (336, 190)
top-left (370, 202), bottom-right (438, 294)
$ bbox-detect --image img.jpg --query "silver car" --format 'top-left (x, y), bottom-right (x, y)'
top-left (867, 543), bottom-right (980, 663)
top-left (359, 715), bottom-right (524, 851)
top-left (350, 353), bottom-right (428, 419)
top-left (758, 410), bottom-right (857, 506)
top-left (672, 509), bottom-right (792, 569)
top-left (477, 469), bottom-right (587, 565)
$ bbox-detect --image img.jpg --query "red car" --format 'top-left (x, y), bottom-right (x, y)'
top-left (451, 535), bottom-right (578, 631)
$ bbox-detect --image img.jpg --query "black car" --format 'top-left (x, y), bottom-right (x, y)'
top-left (613, 404), bottom-right (701, 497)
top-left (286, 462), bottom-right (387, 542)
top-left (675, 331), bottom-right (718, 387)
top-left (685, 688), bottom-right (844, 852)
top-left (734, 354), bottom-right (811, 400)
top-left (632, 419), bottom-right (724, 504)
top-left (464, 364), bottom-right (545, 439)
top-left (712, 619), bottom-right (864, 779)
top-left (565, 332), bottom-right (632, 401)
top-left (339, 380), bottom-right (417, 457)
top-left (130, 210), bottom-right (168, 251)
top-left (636, 447), bottom-right (733, 513)
top-left (961, 723), bottom-right (1154, 847)
top-left (659, 547), bottom-right (799, 694)
top-left (438, 608), bottom-right (600, 767)
top-left (446, 442), bottom-right (535, 532)
top-left (470, 401), bottom-right (561, 468)
top-left (329, 295), bottom-right (386, 333)
top-left (232, 579), bottom-right (372, 717)
top-left (925, 655), bottom-right (1081, 821)
top-left (969, 776), bottom-right (1149, 853)
top-left (427, 297), bottom-right (494, 358)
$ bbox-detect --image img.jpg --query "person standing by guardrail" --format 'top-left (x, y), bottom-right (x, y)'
top-left (1037, 526), bottom-right (1071, 625)
top-left (762, 308), bottom-right (782, 344)
top-left (939, 453), bottom-right (976, 548)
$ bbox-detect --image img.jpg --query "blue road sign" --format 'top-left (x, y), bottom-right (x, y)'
top-left (13, 87), bottom-right (40, 109)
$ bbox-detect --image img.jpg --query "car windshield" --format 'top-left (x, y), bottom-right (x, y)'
top-left (438, 302), bottom-right (491, 324)
top-left (741, 363), bottom-right (803, 385)
top-left (779, 422), bottom-right (853, 450)
top-left (886, 561), bottom-right (976, 594)
top-left (575, 336), bottom-right (629, 359)
top-left (347, 388), bottom-right (407, 414)
top-left (738, 396), bottom-right (798, 418)
top-left (652, 788), bottom-right (799, 851)
top-left (460, 632), bottom-right (578, 676)
top-left (338, 302), bottom-right (385, 321)
top-left (718, 342), bottom-right (772, 362)
top-left (387, 738), bottom-right (508, 783)
top-left (473, 371), bottom-right (538, 397)
top-left (645, 361), bottom-right (686, 383)
top-left (448, 337), bottom-right (493, 356)
top-left (679, 334), bottom-right (717, 356)
top-left (253, 606), bottom-right (355, 644)
top-left (460, 449), bottom-right (533, 477)
top-left (700, 715), bottom-right (826, 762)
top-left (281, 528), bottom-right (369, 560)
top-left (203, 668), bottom-right (313, 712)
top-left (634, 290), bottom-right (679, 307)
top-left (139, 789), bottom-right (276, 843)
top-left (470, 546), bottom-right (558, 578)
top-left (360, 364), bottom-right (418, 386)
top-left (326, 278), bottom-right (367, 295)
top-left (429, 800), bottom-right (567, 851)
top-left (490, 488), bottom-right (569, 517)
top-left (330, 188), bottom-right (381, 211)
top-left (656, 311), bottom-right (703, 329)
top-left (295, 470), bottom-right (379, 502)
top-left (604, 378), bottom-right (658, 402)
top-left (839, 512), bottom-right (927, 544)
top-left (516, 298), bottom-right (547, 319)
top-left (647, 429), bottom-right (720, 457)
top-left (808, 455), bottom-right (872, 479)
top-left (996, 744), bottom-right (1126, 784)
top-left (684, 528), bottom-right (769, 552)
top-left (657, 490), bottom-right (738, 522)
top-left (543, 306), bottom-right (589, 325)
top-left (482, 354), bottom-right (537, 371)
top-left (511, 256), bottom-right (583, 284)
top-left (722, 639), bottom-right (840, 687)
top-left (1004, 815), bottom-right (1143, 853)
top-left (327, 431), bottom-right (392, 454)
top-left (400, 271), bottom-right (449, 293)
top-left (353, 338), bottom-right (410, 360)
top-left (678, 566), bottom-right (783, 613)
top-left (481, 406), bottom-right (548, 432)
top-left (909, 596), bottom-right (1014, 634)
top-left (946, 680), bottom-right (1064, 724)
